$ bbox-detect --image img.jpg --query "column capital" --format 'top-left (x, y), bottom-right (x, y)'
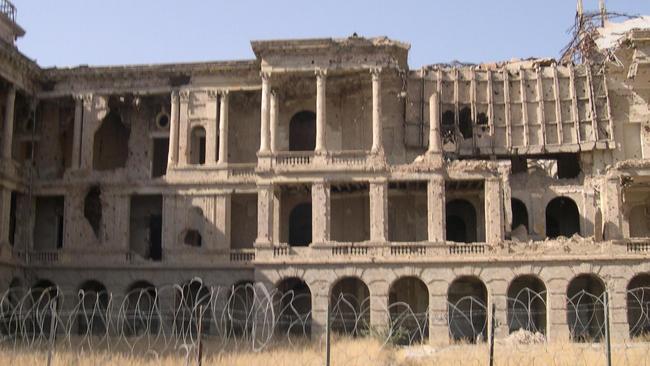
top-left (179, 90), bottom-right (190, 102)
top-left (170, 89), bottom-right (180, 102)
top-left (219, 89), bottom-right (230, 97)
top-left (370, 67), bottom-right (383, 80)
top-left (207, 89), bottom-right (219, 100)
top-left (315, 68), bottom-right (328, 78)
top-left (260, 71), bottom-right (272, 82)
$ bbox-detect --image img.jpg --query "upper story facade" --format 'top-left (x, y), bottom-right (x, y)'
top-left (0, 7), bottom-right (648, 270)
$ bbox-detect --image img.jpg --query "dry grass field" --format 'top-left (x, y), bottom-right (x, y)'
top-left (1, 338), bottom-right (649, 365)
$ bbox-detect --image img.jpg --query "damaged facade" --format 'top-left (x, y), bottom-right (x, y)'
top-left (0, 1), bottom-right (650, 343)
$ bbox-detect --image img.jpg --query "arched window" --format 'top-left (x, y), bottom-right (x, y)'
top-left (93, 110), bottom-right (130, 171)
top-left (78, 280), bottom-right (109, 335)
top-left (176, 278), bottom-right (211, 335)
top-left (330, 277), bottom-right (370, 336)
top-left (227, 280), bottom-right (255, 336)
top-left (124, 281), bottom-right (158, 335)
top-left (626, 273), bottom-right (650, 339)
top-left (189, 126), bottom-right (206, 165)
top-left (389, 277), bottom-right (429, 344)
top-left (289, 203), bottom-right (312, 246)
top-left (566, 274), bottom-right (605, 342)
top-left (546, 197), bottom-right (580, 238)
top-left (276, 278), bottom-right (312, 337)
top-left (448, 276), bottom-right (488, 343)
top-left (507, 275), bottom-right (546, 334)
top-left (289, 111), bottom-right (316, 151)
top-left (446, 199), bottom-right (477, 243)
top-left (511, 199), bottom-right (529, 232)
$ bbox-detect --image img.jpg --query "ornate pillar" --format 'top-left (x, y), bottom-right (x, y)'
top-left (2, 85), bottom-right (16, 160)
top-left (71, 94), bottom-right (84, 169)
top-left (428, 176), bottom-right (445, 242)
top-left (315, 69), bottom-right (327, 153)
top-left (371, 68), bottom-right (383, 154)
top-left (255, 184), bottom-right (275, 247)
top-left (259, 72), bottom-right (271, 154)
top-left (269, 90), bottom-right (279, 153)
top-left (218, 90), bottom-right (229, 165)
top-left (206, 91), bottom-right (219, 165)
top-left (167, 90), bottom-right (180, 168)
top-left (369, 179), bottom-right (388, 243)
top-left (311, 180), bottom-right (330, 245)
top-left (428, 92), bottom-right (442, 154)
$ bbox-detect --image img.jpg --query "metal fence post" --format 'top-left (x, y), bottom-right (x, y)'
top-left (604, 292), bottom-right (611, 366)
top-left (489, 302), bottom-right (496, 366)
top-left (46, 298), bottom-right (58, 366)
top-left (325, 302), bottom-right (331, 366)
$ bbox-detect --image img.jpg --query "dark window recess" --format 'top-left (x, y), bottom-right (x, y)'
top-left (441, 110), bottom-right (455, 143)
top-left (511, 199), bottom-right (529, 231)
top-left (199, 137), bottom-right (206, 164)
top-left (184, 230), bottom-right (202, 247)
top-left (152, 138), bottom-right (169, 178)
top-left (546, 197), bottom-right (580, 238)
top-left (84, 186), bottom-right (102, 237)
top-left (289, 111), bottom-right (316, 151)
top-left (458, 107), bottom-right (473, 139)
top-left (511, 157), bottom-right (528, 174)
top-left (556, 154), bottom-right (581, 179)
top-left (157, 114), bottom-right (169, 128)
top-left (289, 203), bottom-right (312, 246)
top-left (56, 214), bottom-right (64, 249)
top-left (149, 215), bottom-right (162, 261)
top-left (93, 110), bottom-right (130, 171)
top-left (476, 112), bottom-right (489, 126)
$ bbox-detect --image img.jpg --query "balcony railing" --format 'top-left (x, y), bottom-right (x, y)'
top-left (275, 152), bottom-right (313, 166)
top-left (0, 0), bottom-right (16, 22)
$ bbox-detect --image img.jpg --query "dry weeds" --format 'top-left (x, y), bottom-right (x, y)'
top-left (0, 338), bottom-right (649, 365)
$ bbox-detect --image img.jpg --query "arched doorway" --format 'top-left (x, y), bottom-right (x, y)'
top-left (389, 277), bottom-right (429, 344)
top-left (289, 111), bottom-right (316, 151)
top-left (124, 281), bottom-right (158, 335)
top-left (448, 276), bottom-right (488, 343)
top-left (276, 278), bottom-right (312, 337)
top-left (330, 277), bottom-right (370, 336)
top-left (546, 197), bottom-right (580, 238)
top-left (627, 273), bottom-right (650, 338)
top-left (511, 199), bottom-right (529, 232)
top-left (446, 199), bottom-right (477, 243)
top-left (566, 274), bottom-right (605, 342)
top-left (507, 275), bottom-right (547, 334)
top-left (29, 279), bottom-right (58, 337)
top-left (78, 280), bottom-right (109, 335)
top-left (289, 203), bottom-right (312, 246)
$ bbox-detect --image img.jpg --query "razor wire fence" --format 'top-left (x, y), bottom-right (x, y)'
top-left (0, 280), bottom-right (649, 365)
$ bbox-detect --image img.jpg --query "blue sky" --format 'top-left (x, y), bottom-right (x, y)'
top-left (11, 0), bottom-right (650, 68)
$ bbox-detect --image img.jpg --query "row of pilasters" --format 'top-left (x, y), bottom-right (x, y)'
top-left (258, 68), bottom-right (385, 156)
top-left (254, 175), bottom-right (505, 247)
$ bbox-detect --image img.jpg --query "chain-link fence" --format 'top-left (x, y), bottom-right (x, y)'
top-left (0, 279), bottom-right (649, 365)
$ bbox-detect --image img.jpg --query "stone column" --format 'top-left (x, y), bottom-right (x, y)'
top-left (369, 179), bottom-right (388, 243)
top-left (371, 68), bottom-right (383, 154)
top-left (315, 69), bottom-right (327, 154)
top-left (255, 184), bottom-right (275, 247)
top-left (311, 180), bottom-right (330, 245)
top-left (206, 91), bottom-right (219, 165)
top-left (485, 178), bottom-right (504, 244)
top-left (269, 90), bottom-right (279, 153)
top-left (218, 91), bottom-right (229, 165)
top-left (428, 92), bottom-right (442, 154)
top-left (177, 91), bottom-right (190, 166)
top-left (215, 194), bottom-right (231, 250)
top-left (79, 94), bottom-right (97, 170)
top-left (259, 72), bottom-right (271, 154)
top-left (71, 94), bottom-right (84, 169)
top-left (602, 176), bottom-right (623, 240)
top-left (428, 176), bottom-right (445, 242)
top-left (2, 85), bottom-right (16, 160)
top-left (369, 282), bottom-right (389, 333)
top-left (167, 90), bottom-right (180, 168)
